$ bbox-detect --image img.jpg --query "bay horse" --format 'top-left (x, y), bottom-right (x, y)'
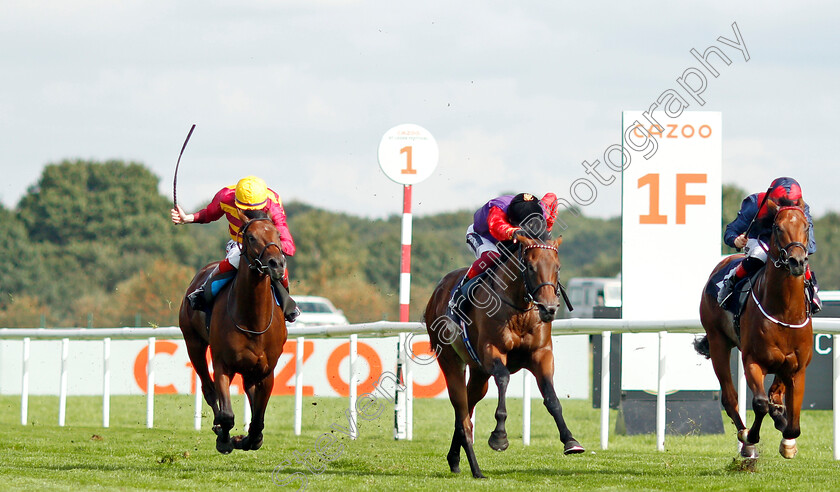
top-left (424, 233), bottom-right (584, 479)
top-left (179, 211), bottom-right (288, 453)
top-left (697, 201), bottom-right (812, 459)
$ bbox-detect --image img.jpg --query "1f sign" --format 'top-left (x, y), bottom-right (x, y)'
top-left (620, 110), bottom-right (722, 392)
top-left (638, 173), bottom-right (707, 225)
top-left (621, 110), bottom-right (721, 321)
top-left (378, 124), bottom-right (439, 185)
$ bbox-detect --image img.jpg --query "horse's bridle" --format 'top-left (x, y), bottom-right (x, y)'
top-left (766, 206), bottom-right (809, 270)
top-left (489, 242), bottom-right (562, 313)
top-left (520, 243), bottom-right (561, 309)
top-left (238, 218), bottom-right (284, 277)
top-left (227, 217), bottom-right (284, 336)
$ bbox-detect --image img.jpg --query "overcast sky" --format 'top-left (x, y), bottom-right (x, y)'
top-left (1, 1), bottom-right (837, 219)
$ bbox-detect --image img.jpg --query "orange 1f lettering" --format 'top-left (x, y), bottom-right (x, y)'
top-left (638, 173), bottom-right (707, 224)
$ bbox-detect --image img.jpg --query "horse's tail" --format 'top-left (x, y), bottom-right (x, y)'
top-left (693, 335), bottom-right (711, 359)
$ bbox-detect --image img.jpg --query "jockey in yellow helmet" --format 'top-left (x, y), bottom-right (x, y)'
top-left (171, 176), bottom-right (299, 322)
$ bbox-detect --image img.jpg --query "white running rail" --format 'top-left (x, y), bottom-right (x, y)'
top-left (3, 318), bottom-right (840, 458)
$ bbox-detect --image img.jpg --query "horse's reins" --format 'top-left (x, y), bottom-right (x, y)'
top-left (749, 206), bottom-right (811, 328)
top-left (227, 218), bottom-right (285, 336)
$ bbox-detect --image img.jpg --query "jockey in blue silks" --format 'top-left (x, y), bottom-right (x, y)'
top-left (717, 177), bottom-right (821, 313)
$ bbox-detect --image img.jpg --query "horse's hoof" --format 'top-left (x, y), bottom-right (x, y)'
top-left (770, 405), bottom-right (788, 431)
top-left (249, 435), bottom-right (264, 451)
top-left (737, 429), bottom-right (749, 444)
top-left (740, 443), bottom-right (758, 459)
top-left (216, 438), bottom-right (234, 454)
top-left (488, 431), bottom-right (509, 452)
top-left (779, 439), bottom-right (798, 459)
top-left (472, 471), bottom-right (487, 479)
top-left (564, 440), bottom-right (585, 454)
top-left (447, 453), bottom-right (461, 473)
top-left (231, 435), bottom-right (247, 450)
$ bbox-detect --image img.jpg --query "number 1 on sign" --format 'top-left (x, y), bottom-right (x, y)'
top-left (638, 173), bottom-right (667, 224)
top-left (400, 146), bottom-right (417, 175)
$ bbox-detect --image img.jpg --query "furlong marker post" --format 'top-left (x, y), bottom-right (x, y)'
top-left (378, 124), bottom-right (439, 441)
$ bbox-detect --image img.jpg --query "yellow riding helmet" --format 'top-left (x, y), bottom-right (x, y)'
top-left (235, 176), bottom-right (269, 210)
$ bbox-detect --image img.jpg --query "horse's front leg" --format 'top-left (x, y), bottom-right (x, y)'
top-left (529, 347), bottom-right (584, 454)
top-left (744, 359), bottom-right (769, 456)
top-left (780, 370), bottom-right (806, 459)
top-left (483, 353), bottom-right (510, 452)
top-left (767, 376), bottom-right (788, 432)
top-left (234, 374), bottom-right (273, 451)
top-left (213, 367), bottom-right (236, 454)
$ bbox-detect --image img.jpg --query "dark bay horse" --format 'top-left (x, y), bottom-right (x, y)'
top-left (697, 202), bottom-right (813, 459)
top-left (179, 212), bottom-right (288, 453)
top-left (424, 234), bottom-right (584, 479)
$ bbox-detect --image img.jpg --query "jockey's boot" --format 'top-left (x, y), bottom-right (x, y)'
top-left (716, 272), bottom-right (738, 307)
top-left (449, 273), bottom-right (486, 320)
top-left (807, 268), bottom-right (822, 314)
top-left (271, 272), bottom-right (300, 323)
top-left (187, 262), bottom-right (236, 314)
top-left (448, 275), bottom-right (468, 317)
top-left (717, 257), bottom-right (763, 308)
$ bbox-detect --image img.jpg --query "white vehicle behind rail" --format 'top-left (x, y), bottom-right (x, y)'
top-left (562, 277), bottom-right (621, 319)
top-left (290, 295), bottom-right (349, 328)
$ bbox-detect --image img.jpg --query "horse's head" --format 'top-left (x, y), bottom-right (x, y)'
top-left (767, 200), bottom-right (809, 277)
top-left (238, 210), bottom-right (286, 282)
top-left (517, 234), bottom-right (563, 322)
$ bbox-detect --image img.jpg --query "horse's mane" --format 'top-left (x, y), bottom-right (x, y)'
top-left (518, 216), bottom-right (552, 241)
top-left (243, 209), bottom-right (270, 220)
top-left (759, 197), bottom-right (805, 228)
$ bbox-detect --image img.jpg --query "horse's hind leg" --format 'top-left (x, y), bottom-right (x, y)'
top-left (779, 370), bottom-right (806, 459)
top-left (530, 349), bottom-right (584, 454)
top-left (484, 356), bottom-right (510, 452)
top-left (235, 375), bottom-right (273, 451)
top-left (185, 340), bottom-right (219, 415)
top-left (212, 368), bottom-right (236, 454)
top-left (768, 376), bottom-right (788, 432)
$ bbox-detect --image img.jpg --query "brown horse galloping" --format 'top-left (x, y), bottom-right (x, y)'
top-left (179, 212), bottom-right (288, 453)
top-left (697, 202), bottom-right (813, 459)
top-left (424, 234), bottom-right (584, 479)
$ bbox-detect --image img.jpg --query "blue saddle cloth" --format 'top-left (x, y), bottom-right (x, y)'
top-left (706, 258), bottom-right (757, 316)
top-left (446, 275), bottom-right (482, 365)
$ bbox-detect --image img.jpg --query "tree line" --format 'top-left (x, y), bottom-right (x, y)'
top-left (1, 160), bottom-right (836, 328)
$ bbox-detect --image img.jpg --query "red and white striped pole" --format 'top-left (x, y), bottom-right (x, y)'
top-left (377, 124), bottom-right (436, 441)
top-left (399, 184), bottom-right (413, 322)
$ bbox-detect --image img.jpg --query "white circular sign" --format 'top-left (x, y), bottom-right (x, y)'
top-left (377, 124), bottom-right (439, 185)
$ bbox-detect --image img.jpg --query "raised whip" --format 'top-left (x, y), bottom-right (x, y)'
top-left (173, 124), bottom-right (196, 210)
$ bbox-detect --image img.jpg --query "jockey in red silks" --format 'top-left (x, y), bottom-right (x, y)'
top-left (170, 175), bottom-right (300, 323)
top-left (450, 192), bottom-right (559, 313)
top-left (717, 177), bottom-right (820, 313)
